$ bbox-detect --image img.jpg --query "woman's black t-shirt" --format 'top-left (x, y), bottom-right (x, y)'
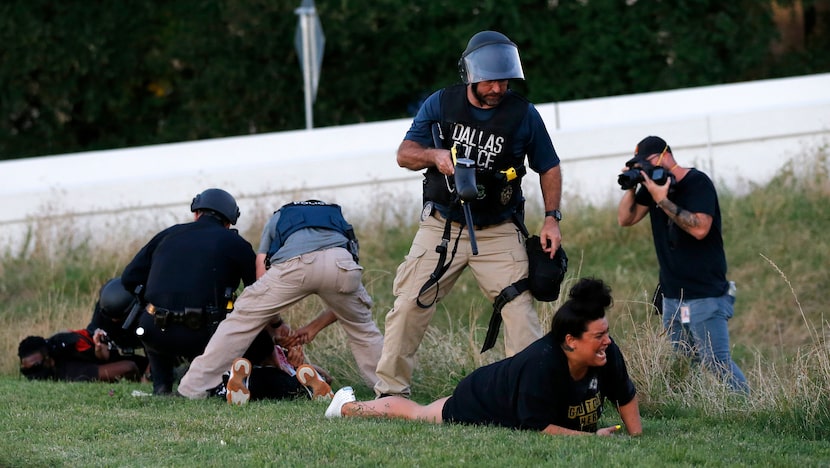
top-left (441, 333), bottom-right (636, 432)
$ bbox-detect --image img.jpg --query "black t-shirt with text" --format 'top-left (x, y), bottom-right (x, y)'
top-left (442, 333), bottom-right (636, 432)
top-left (644, 168), bottom-right (728, 299)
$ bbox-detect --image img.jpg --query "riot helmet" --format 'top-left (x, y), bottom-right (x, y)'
top-left (458, 31), bottom-right (525, 85)
top-left (190, 188), bottom-right (240, 225)
top-left (98, 277), bottom-right (137, 321)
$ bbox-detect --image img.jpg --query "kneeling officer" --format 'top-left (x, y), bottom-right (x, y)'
top-left (121, 188), bottom-right (256, 395)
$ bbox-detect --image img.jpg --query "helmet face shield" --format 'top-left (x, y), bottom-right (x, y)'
top-left (461, 43), bottom-right (524, 84)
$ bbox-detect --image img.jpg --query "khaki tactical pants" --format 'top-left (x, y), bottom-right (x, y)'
top-left (178, 247), bottom-right (383, 398)
top-left (374, 214), bottom-right (542, 397)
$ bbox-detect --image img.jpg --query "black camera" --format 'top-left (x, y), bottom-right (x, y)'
top-left (617, 162), bottom-right (671, 190)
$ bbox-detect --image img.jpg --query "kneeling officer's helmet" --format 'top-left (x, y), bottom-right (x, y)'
top-left (190, 188), bottom-right (241, 225)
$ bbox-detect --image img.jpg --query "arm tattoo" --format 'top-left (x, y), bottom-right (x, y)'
top-left (659, 199), bottom-right (699, 228)
top-left (676, 209), bottom-right (699, 229)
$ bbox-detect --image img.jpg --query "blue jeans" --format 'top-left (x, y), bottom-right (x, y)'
top-left (662, 294), bottom-right (749, 393)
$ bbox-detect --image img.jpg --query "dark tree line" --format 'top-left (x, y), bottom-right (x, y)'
top-left (1, 0), bottom-right (828, 160)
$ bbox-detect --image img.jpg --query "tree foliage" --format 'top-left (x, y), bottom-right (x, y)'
top-left (1, 0), bottom-right (827, 159)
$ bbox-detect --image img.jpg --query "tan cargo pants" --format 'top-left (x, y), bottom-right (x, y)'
top-left (178, 247), bottom-right (383, 398)
top-left (374, 214), bottom-right (542, 397)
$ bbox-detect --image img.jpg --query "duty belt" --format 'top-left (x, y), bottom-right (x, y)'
top-left (431, 209), bottom-right (504, 231)
top-left (146, 303), bottom-right (226, 330)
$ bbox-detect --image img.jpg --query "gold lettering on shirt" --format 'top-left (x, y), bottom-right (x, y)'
top-left (567, 394), bottom-right (603, 429)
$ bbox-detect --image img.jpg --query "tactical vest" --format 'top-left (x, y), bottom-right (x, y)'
top-left (266, 201), bottom-right (359, 263)
top-left (423, 84), bottom-right (528, 226)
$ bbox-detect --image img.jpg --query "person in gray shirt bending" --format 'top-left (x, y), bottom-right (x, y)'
top-left (177, 200), bottom-right (384, 402)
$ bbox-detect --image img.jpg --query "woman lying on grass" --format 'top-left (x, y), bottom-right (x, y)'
top-left (325, 277), bottom-right (643, 436)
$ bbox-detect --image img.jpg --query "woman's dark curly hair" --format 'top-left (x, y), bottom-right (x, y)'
top-left (549, 278), bottom-right (613, 345)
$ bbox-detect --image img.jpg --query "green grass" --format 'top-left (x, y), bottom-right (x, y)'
top-left (1, 146), bottom-right (829, 466)
top-left (2, 377), bottom-right (828, 467)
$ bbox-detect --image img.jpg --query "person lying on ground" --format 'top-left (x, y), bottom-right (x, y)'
top-left (18, 328), bottom-right (143, 382)
top-left (324, 277), bottom-right (643, 437)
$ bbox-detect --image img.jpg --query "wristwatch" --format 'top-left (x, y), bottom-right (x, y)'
top-left (545, 209), bottom-right (562, 222)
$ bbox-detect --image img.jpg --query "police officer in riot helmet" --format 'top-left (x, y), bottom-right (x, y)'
top-left (82, 277), bottom-right (150, 380)
top-left (121, 188), bottom-right (258, 395)
top-left (458, 30), bottom-right (527, 106)
top-left (86, 277), bottom-right (144, 353)
top-left (375, 31), bottom-right (564, 398)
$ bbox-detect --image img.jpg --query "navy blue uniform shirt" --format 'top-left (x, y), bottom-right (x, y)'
top-left (122, 215), bottom-right (256, 310)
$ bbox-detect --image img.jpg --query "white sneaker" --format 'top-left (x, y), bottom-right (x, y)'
top-left (325, 386), bottom-right (356, 418)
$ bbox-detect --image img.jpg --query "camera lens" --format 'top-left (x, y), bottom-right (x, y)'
top-left (617, 168), bottom-right (643, 190)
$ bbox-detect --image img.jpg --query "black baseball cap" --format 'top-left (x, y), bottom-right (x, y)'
top-left (627, 136), bottom-right (671, 166)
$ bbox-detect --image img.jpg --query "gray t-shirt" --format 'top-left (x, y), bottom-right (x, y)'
top-left (258, 211), bottom-right (348, 265)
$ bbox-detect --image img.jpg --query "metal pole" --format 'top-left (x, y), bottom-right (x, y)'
top-left (300, 11), bottom-right (313, 130)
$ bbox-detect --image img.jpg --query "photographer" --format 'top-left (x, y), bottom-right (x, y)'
top-left (617, 136), bottom-right (748, 394)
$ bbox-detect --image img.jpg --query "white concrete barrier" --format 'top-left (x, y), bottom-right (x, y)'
top-left (2, 73), bottom-right (829, 250)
